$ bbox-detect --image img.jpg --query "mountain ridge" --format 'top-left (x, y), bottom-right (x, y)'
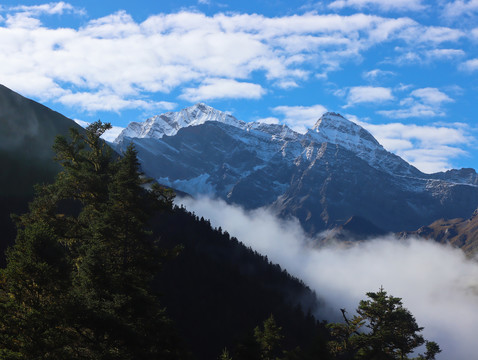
top-left (400, 208), bottom-right (478, 256)
top-left (115, 103), bottom-right (246, 143)
top-left (113, 104), bottom-right (478, 234)
top-left (0, 84), bottom-right (84, 267)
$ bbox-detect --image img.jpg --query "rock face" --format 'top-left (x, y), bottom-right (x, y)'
top-left (113, 103), bottom-right (478, 234)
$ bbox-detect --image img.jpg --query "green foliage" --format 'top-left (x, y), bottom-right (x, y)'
top-left (0, 121), bottom-right (182, 359)
top-left (328, 311), bottom-right (365, 358)
top-left (219, 347), bottom-right (233, 360)
top-left (154, 207), bottom-right (327, 360)
top-left (254, 315), bottom-right (285, 360)
top-left (327, 287), bottom-right (441, 360)
top-left (417, 341), bottom-right (441, 360)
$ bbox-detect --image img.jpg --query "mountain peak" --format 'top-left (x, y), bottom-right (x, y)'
top-left (114, 103), bottom-right (245, 142)
top-left (312, 112), bottom-right (379, 146)
top-left (309, 112), bottom-right (381, 155)
top-left (185, 102), bottom-right (215, 115)
top-left (312, 112), bottom-right (346, 129)
top-left (308, 112), bottom-right (421, 176)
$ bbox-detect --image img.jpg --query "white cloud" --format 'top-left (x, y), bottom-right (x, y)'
top-left (101, 126), bottom-right (125, 142)
top-left (257, 117), bottom-right (280, 125)
top-left (275, 80), bottom-right (300, 89)
top-left (180, 196), bottom-right (478, 360)
top-left (344, 86), bottom-right (394, 107)
top-left (360, 122), bottom-right (469, 147)
top-left (378, 105), bottom-right (445, 119)
top-left (391, 50), bottom-right (423, 65)
top-left (472, 27), bottom-right (478, 39)
top-left (418, 26), bottom-right (464, 43)
top-left (401, 146), bottom-right (467, 173)
top-left (391, 46), bottom-right (466, 66)
top-left (459, 58), bottom-right (478, 72)
top-left (0, 8), bottom-right (464, 112)
top-left (272, 104), bottom-right (328, 133)
top-left (425, 48), bottom-right (465, 60)
top-left (354, 120), bottom-right (471, 172)
top-left (81, 10), bottom-right (140, 38)
top-left (410, 87), bottom-right (454, 105)
top-left (179, 79), bottom-right (265, 102)
top-left (394, 26), bottom-right (465, 49)
top-left (9, 2), bottom-right (84, 16)
top-left (362, 69), bottom-right (395, 81)
top-left (443, 0), bottom-right (478, 19)
top-left (73, 119), bottom-right (89, 128)
top-left (59, 91), bottom-right (177, 112)
top-left (378, 87), bottom-right (453, 120)
top-left (74, 119), bottom-right (125, 143)
top-left (328, 0), bottom-right (426, 11)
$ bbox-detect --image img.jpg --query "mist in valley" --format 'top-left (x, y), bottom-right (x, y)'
top-left (180, 196), bottom-right (478, 360)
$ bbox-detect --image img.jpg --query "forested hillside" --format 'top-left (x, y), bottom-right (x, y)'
top-left (0, 84), bottom-right (83, 267)
top-left (0, 119), bottom-right (441, 359)
top-left (152, 205), bottom-right (328, 359)
top-left (0, 120), bottom-right (330, 359)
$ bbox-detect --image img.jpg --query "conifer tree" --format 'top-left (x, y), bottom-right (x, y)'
top-left (254, 315), bottom-right (284, 360)
top-left (327, 287), bottom-right (440, 360)
top-left (219, 347), bottom-right (233, 360)
top-left (0, 121), bottom-right (181, 359)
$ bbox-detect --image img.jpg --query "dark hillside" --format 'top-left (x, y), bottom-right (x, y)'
top-left (0, 84), bottom-right (329, 358)
top-left (0, 83), bottom-right (82, 191)
top-left (0, 84), bottom-right (83, 266)
top-left (152, 205), bottom-right (328, 359)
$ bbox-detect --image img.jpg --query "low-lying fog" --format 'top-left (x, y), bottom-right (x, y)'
top-left (180, 196), bottom-right (478, 360)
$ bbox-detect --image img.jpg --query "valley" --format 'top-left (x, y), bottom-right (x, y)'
top-left (1, 1), bottom-right (477, 358)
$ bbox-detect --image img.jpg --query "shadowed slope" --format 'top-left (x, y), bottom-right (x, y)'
top-left (0, 84), bottom-right (82, 266)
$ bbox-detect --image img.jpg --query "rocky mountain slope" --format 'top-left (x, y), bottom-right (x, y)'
top-left (113, 103), bottom-right (478, 234)
top-left (400, 209), bottom-right (478, 256)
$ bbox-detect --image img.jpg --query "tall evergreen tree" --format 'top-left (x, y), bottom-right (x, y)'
top-left (254, 315), bottom-right (284, 360)
top-left (0, 121), bottom-right (181, 359)
top-left (327, 287), bottom-right (440, 360)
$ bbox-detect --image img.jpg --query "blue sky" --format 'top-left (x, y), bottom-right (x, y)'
top-left (1, 0), bottom-right (477, 173)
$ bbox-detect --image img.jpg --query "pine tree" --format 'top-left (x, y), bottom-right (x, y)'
top-left (0, 121), bottom-right (182, 359)
top-left (254, 315), bottom-right (284, 360)
top-left (355, 287), bottom-right (424, 360)
top-left (219, 347), bottom-right (233, 360)
top-left (0, 211), bottom-right (75, 359)
top-left (418, 341), bottom-right (441, 360)
top-left (327, 287), bottom-right (441, 360)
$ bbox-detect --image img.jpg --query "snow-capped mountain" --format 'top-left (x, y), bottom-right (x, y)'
top-left (115, 103), bottom-right (245, 142)
top-left (113, 104), bottom-right (478, 234)
top-left (309, 113), bottom-right (420, 177)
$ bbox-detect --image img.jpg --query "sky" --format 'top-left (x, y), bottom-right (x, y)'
top-left (0, 0), bottom-right (477, 173)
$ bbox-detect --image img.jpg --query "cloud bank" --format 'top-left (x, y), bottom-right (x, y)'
top-left (272, 104), bottom-right (328, 133)
top-left (350, 118), bottom-right (471, 173)
top-left (0, 4), bottom-right (468, 111)
top-left (180, 196), bottom-right (478, 360)
top-left (328, 0), bottom-right (426, 12)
